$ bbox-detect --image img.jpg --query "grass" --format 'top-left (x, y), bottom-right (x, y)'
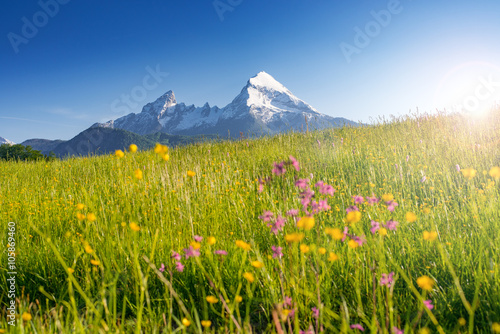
top-left (1, 110), bottom-right (500, 333)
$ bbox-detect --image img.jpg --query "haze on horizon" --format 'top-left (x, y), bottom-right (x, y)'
top-left (1, 0), bottom-right (500, 143)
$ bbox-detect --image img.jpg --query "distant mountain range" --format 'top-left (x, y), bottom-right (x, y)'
top-left (5, 72), bottom-right (358, 157)
top-left (0, 137), bottom-right (15, 145)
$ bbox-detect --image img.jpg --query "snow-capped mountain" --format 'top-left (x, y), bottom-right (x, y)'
top-left (0, 136), bottom-right (15, 145)
top-left (94, 71), bottom-right (357, 137)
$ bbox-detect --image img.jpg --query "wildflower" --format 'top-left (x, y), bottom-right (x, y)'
top-left (406, 212), bottom-right (417, 223)
top-left (193, 235), bottom-right (203, 242)
top-left (134, 169), bottom-right (143, 180)
top-left (319, 183), bottom-right (336, 196)
top-left (406, 155), bottom-right (410, 162)
top-left (392, 326), bottom-right (404, 334)
top-left (489, 166), bottom-right (500, 179)
top-left (382, 193), bottom-right (394, 202)
top-left (285, 233), bottom-right (304, 243)
top-left (77, 212), bottom-right (86, 221)
top-left (243, 272), bottom-right (255, 283)
top-left (423, 299), bottom-right (434, 310)
top-left (353, 195), bottom-right (364, 204)
top-left (258, 184), bottom-right (264, 193)
top-left (289, 155), bottom-right (300, 171)
top-left (300, 244), bottom-right (310, 253)
top-left (76, 203), bottom-right (85, 210)
top-left (154, 143), bottom-right (168, 155)
top-left (420, 176), bottom-right (427, 183)
top-left (87, 213), bottom-right (97, 222)
top-left (311, 307), bottom-right (319, 318)
top-left (417, 275), bottom-right (434, 291)
top-left (115, 150), bottom-right (125, 158)
top-left (190, 241), bottom-right (201, 250)
top-left (67, 268), bottom-right (75, 274)
top-left (159, 263), bottom-right (165, 272)
top-left (129, 222), bottom-right (140, 231)
top-left (318, 247), bottom-right (327, 255)
top-left (187, 170), bottom-right (196, 177)
top-left (272, 245), bottom-right (283, 258)
top-left (207, 236), bottom-right (216, 245)
top-left (317, 139), bottom-right (321, 147)
top-left (272, 162), bottom-right (286, 176)
top-left (348, 240), bottom-right (359, 249)
top-left (366, 195), bottom-right (379, 205)
top-left (214, 250), bottom-right (228, 256)
top-left (328, 252), bottom-right (339, 261)
top-left (385, 220), bottom-right (399, 231)
top-left (456, 164), bottom-right (461, 172)
top-left (423, 231), bottom-right (438, 241)
top-left (235, 295), bottom-right (243, 303)
top-left (353, 235), bottom-right (366, 246)
top-left (22, 312), bottom-right (32, 321)
top-left (84, 244), bottom-right (93, 254)
top-left (90, 259), bottom-right (100, 266)
top-left (206, 296), bottom-right (219, 304)
top-left (171, 251), bottom-right (182, 261)
top-left (236, 240), bottom-right (251, 251)
top-left (350, 324), bottom-right (364, 331)
top-left (259, 210), bottom-right (274, 222)
top-left (269, 215), bottom-right (286, 235)
top-left (492, 322), bottom-right (500, 333)
top-left (458, 318), bottom-right (466, 326)
top-left (342, 226), bottom-right (349, 242)
top-left (183, 246), bottom-right (200, 259)
top-left (346, 205), bottom-right (359, 213)
top-left (295, 179), bottom-right (309, 189)
top-left (370, 221), bottom-right (380, 234)
top-left (129, 144), bottom-right (138, 153)
top-left (380, 272), bottom-right (394, 287)
top-left (346, 211), bottom-right (362, 224)
top-left (251, 260), bottom-right (264, 268)
top-left (286, 209), bottom-right (299, 216)
top-left (297, 216), bottom-right (315, 230)
top-left (162, 154), bottom-right (170, 161)
top-left (175, 262), bottom-right (184, 272)
top-left (182, 318), bottom-right (190, 327)
top-left (378, 228), bottom-right (388, 236)
top-left (201, 320), bottom-right (212, 328)
top-left (461, 168), bottom-right (476, 179)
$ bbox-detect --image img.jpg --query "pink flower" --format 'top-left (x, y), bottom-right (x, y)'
top-left (284, 296), bottom-right (292, 307)
top-left (346, 205), bottom-right (359, 213)
top-left (380, 272), bottom-right (394, 287)
top-left (370, 220), bottom-right (380, 234)
top-left (295, 179), bottom-right (309, 189)
top-left (456, 164), bottom-right (460, 172)
top-left (366, 195), bottom-right (379, 205)
top-left (214, 250), bottom-right (227, 256)
top-left (194, 235), bottom-right (203, 242)
top-left (258, 184), bottom-right (264, 193)
top-left (171, 251), bottom-right (182, 261)
top-left (311, 307), bottom-right (319, 318)
top-left (269, 215), bottom-right (286, 235)
top-left (341, 137), bottom-right (344, 144)
top-left (392, 326), bottom-right (404, 334)
top-left (159, 263), bottom-right (165, 272)
top-left (288, 308), bottom-right (295, 318)
top-left (386, 201), bottom-right (398, 212)
top-left (175, 261), bottom-right (184, 272)
top-left (406, 155), bottom-right (409, 162)
top-left (289, 156), bottom-right (300, 171)
top-left (342, 226), bottom-right (349, 242)
top-left (385, 220), bottom-right (399, 231)
top-left (272, 245), bottom-right (283, 259)
top-left (353, 235), bottom-right (366, 247)
top-left (300, 326), bottom-right (314, 334)
top-left (420, 176), bottom-right (427, 183)
top-left (350, 324), bottom-right (364, 331)
top-left (286, 209), bottom-right (299, 217)
top-left (317, 139), bottom-right (321, 147)
top-left (272, 162), bottom-right (286, 176)
top-left (319, 184), bottom-right (335, 196)
top-left (259, 210), bottom-right (274, 222)
top-left (183, 246), bottom-right (200, 259)
top-left (318, 200), bottom-right (330, 211)
top-left (353, 195), bottom-right (364, 204)
top-left (423, 299), bottom-right (434, 310)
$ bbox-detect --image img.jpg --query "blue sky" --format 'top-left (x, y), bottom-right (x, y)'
top-left (2, 0), bottom-right (500, 143)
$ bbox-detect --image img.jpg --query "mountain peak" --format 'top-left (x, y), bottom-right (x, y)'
top-left (0, 136), bottom-right (15, 145)
top-left (141, 90), bottom-right (177, 116)
top-left (248, 71), bottom-right (288, 93)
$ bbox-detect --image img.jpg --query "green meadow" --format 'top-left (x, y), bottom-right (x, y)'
top-left (1, 111), bottom-right (500, 333)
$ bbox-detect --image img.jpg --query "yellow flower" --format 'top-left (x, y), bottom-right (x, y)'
top-left (489, 166), bottom-right (500, 179)
top-left (129, 222), bottom-right (140, 232)
top-left (206, 296), bottom-right (218, 304)
top-left (154, 143), bottom-right (168, 155)
top-left (162, 154), bottom-right (170, 161)
top-left (346, 211), bottom-right (361, 224)
top-left (84, 244), bottom-right (93, 254)
top-left (134, 169), bottom-right (143, 180)
top-left (235, 295), bottom-right (243, 303)
top-left (423, 231), bottom-right (438, 241)
top-left (115, 150), bottom-right (125, 158)
top-left (207, 236), bottom-right (216, 245)
top-left (251, 261), bottom-right (264, 268)
top-left (461, 168), bottom-right (477, 179)
top-left (328, 252), bottom-right (339, 261)
top-left (235, 240), bottom-right (251, 251)
top-left (129, 144), bottom-right (138, 153)
top-left (406, 212), bottom-right (417, 223)
top-left (76, 203), bottom-right (85, 210)
top-left (318, 247), bottom-right (327, 255)
top-left (458, 318), bottom-right (466, 326)
top-left (382, 193), bottom-right (394, 202)
top-left (190, 241), bottom-right (201, 250)
top-left (299, 244), bottom-right (310, 253)
top-left (296, 216), bottom-right (315, 230)
top-left (243, 272), bottom-right (255, 283)
top-left (348, 240), bottom-right (359, 249)
top-left (423, 207), bottom-right (431, 214)
top-left (22, 312), bottom-right (32, 321)
top-left (325, 227), bottom-right (343, 240)
top-left (87, 213), bottom-right (96, 222)
top-left (492, 322), bottom-right (500, 333)
top-left (418, 328), bottom-right (430, 334)
top-left (201, 320), bottom-right (212, 328)
top-left (417, 275), bottom-right (434, 291)
top-left (67, 268), bottom-right (75, 274)
top-left (187, 170), bottom-right (196, 177)
top-left (182, 318), bottom-right (191, 327)
top-left (90, 259), bottom-right (100, 266)
top-left (76, 212), bottom-right (86, 221)
top-left (378, 228), bottom-right (388, 236)
top-left (285, 233), bottom-right (304, 243)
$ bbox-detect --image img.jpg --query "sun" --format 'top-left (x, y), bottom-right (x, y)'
top-left (433, 61), bottom-right (500, 118)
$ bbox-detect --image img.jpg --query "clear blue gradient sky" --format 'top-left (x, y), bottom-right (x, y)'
top-left (2, 0), bottom-right (500, 143)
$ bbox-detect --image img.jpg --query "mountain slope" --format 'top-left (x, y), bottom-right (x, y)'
top-left (0, 136), bottom-right (15, 145)
top-left (21, 139), bottom-right (65, 154)
top-left (95, 72), bottom-right (357, 137)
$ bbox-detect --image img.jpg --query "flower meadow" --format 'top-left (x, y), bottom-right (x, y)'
top-left (1, 111), bottom-right (500, 333)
